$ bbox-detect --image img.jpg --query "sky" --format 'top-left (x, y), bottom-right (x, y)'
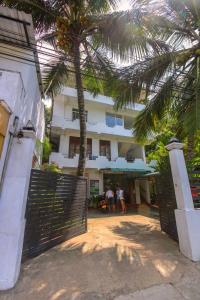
top-left (118, 0), bottom-right (132, 11)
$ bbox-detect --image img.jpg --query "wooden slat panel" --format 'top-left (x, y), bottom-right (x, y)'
top-left (22, 169), bottom-right (87, 259)
top-left (156, 159), bottom-right (178, 242)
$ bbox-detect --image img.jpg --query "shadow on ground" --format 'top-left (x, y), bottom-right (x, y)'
top-left (0, 213), bottom-right (200, 300)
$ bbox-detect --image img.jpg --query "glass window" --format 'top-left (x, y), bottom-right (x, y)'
top-left (116, 115), bottom-right (123, 126)
top-left (106, 113), bottom-right (115, 127)
top-left (124, 116), bottom-right (134, 130)
top-left (100, 140), bottom-right (111, 160)
top-left (69, 136), bottom-right (92, 158)
top-left (106, 113), bottom-right (123, 127)
top-left (72, 108), bottom-right (88, 122)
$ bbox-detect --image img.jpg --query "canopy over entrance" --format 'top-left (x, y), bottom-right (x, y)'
top-left (100, 167), bottom-right (155, 178)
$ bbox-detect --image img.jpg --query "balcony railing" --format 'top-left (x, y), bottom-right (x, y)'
top-left (49, 152), bottom-right (150, 171)
top-left (51, 115), bottom-right (134, 137)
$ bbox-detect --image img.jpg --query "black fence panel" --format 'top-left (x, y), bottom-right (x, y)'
top-left (190, 171), bottom-right (200, 208)
top-left (23, 169), bottom-right (87, 259)
top-left (156, 160), bottom-right (178, 241)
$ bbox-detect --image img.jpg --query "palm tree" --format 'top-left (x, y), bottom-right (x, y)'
top-left (106, 0), bottom-right (200, 145)
top-left (1, 0), bottom-right (168, 176)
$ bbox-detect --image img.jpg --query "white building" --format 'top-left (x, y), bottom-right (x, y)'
top-left (0, 7), bottom-right (44, 289)
top-left (50, 86), bottom-right (152, 204)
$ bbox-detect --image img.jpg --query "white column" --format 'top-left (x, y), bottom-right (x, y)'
top-left (135, 180), bottom-right (141, 204)
top-left (141, 146), bottom-right (146, 163)
top-left (166, 141), bottom-right (200, 261)
top-left (166, 142), bottom-right (194, 210)
top-left (111, 140), bottom-right (118, 161)
top-left (0, 135), bottom-right (35, 290)
top-left (92, 139), bottom-right (99, 157)
top-left (59, 135), bottom-right (69, 157)
top-left (99, 172), bottom-right (104, 195)
top-left (144, 180), bottom-right (151, 204)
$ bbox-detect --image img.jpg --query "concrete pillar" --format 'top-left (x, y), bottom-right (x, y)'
top-left (141, 146), bottom-right (146, 163)
top-left (111, 140), bottom-right (118, 161)
top-left (166, 140), bottom-right (200, 261)
top-left (0, 135), bottom-right (35, 289)
top-left (59, 135), bottom-right (69, 157)
top-left (135, 180), bottom-right (141, 204)
top-left (92, 139), bottom-right (99, 157)
top-left (99, 172), bottom-right (104, 195)
top-left (144, 180), bottom-right (151, 204)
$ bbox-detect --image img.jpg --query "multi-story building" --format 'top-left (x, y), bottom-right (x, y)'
top-left (50, 86), bottom-right (154, 204)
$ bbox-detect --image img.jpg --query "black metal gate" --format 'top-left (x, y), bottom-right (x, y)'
top-left (156, 160), bottom-right (178, 241)
top-left (23, 169), bottom-right (87, 259)
top-left (190, 171), bottom-right (200, 208)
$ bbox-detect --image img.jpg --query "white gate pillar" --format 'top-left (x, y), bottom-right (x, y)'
top-left (166, 139), bottom-right (200, 261)
top-left (0, 134), bottom-right (35, 290)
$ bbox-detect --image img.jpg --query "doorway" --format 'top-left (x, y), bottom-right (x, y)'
top-left (103, 173), bottom-right (139, 208)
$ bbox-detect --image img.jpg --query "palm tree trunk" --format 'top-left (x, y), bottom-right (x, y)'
top-left (73, 41), bottom-right (87, 176)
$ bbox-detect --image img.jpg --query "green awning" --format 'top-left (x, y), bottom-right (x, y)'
top-left (100, 168), bottom-right (152, 175)
top-left (111, 168), bottom-right (151, 173)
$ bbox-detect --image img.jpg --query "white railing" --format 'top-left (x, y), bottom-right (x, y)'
top-left (61, 86), bottom-right (145, 111)
top-left (52, 116), bottom-right (134, 137)
top-left (49, 152), bottom-right (151, 171)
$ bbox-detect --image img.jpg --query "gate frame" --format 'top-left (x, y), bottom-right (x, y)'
top-left (166, 140), bottom-right (200, 261)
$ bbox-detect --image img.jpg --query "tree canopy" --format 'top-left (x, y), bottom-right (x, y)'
top-left (101, 0), bottom-right (200, 142)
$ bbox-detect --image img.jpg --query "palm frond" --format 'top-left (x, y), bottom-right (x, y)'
top-left (86, 0), bottom-right (119, 14)
top-left (38, 32), bottom-right (58, 49)
top-left (176, 59), bottom-right (200, 136)
top-left (42, 57), bottom-right (69, 95)
top-left (94, 9), bottom-right (170, 61)
top-left (82, 42), bottom-right (116, 95)
top-left (133, 77), bottom-right (175, 141)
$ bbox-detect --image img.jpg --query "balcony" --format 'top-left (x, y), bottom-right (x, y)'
top-left (49, 152), bottom-right (152, 172)
top-left (61, 87), bottom-right (145, 111)
top-left (52, 116), bottom-right (134, 138)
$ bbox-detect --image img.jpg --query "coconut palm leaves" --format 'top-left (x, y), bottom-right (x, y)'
top-left (111, 0), bottom-right (200, 141)
top-left (2, 0), bottom-right (167, 175)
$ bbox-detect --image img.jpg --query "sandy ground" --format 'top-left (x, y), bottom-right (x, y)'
top-left (1, 209), bottom-right (200, 300)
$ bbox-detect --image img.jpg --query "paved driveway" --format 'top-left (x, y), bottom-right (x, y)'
top-left (1, 210), bottom-right (200, 300)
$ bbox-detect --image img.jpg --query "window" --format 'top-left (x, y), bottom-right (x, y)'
top-left (106, 113), bottom-right (123, 127)
top-left (124, 116), bottom-right (134, 130)
top-left (72, 108), bottom-right (88, 122)
top-left (90, 180), bottom-right (99, 196)
top-left (0, 103), bottom-right (10, 158)
top-left (69, 136), bottom-right (92, 158)
top-left (100, 140), bottom-right (111, 160)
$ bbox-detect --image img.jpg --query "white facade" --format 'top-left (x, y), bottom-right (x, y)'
top-left (0, 7), bottom-right (44, 289)
top-left (50, 86), bottom-right (151, 198)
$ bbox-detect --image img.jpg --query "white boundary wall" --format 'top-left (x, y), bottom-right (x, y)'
top-left (0, 7), bottom-right (43, 289)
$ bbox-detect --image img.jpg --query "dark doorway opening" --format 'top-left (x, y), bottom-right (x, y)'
top-left (103, 173), bottom-right (138, 209)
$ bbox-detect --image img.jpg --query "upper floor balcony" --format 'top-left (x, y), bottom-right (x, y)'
top-left (49, 152), bottom-right (152, 173)
top-left (61, 87), bottom-right (145, 111)
top-left (52, 115), bottom-right (134, 138)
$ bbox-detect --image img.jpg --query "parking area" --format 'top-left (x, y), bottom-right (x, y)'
top-left (1, 210), bottom-right (200, 300)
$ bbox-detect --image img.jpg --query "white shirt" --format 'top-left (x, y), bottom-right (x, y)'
top-left (118, 190), bottom-right (124, 199)
top-left (106, 190), bottom-right (114, 198)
